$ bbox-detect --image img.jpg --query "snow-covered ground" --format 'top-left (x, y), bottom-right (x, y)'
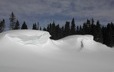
top-left (0, 30), bottom-right (114, 72)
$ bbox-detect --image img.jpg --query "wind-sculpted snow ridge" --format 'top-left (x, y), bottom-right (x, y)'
top-left (0, 30), bottom-right (114, 72)
top-left (0, 30), bottom-right (111, 51)
top-left (53, 35), bottom-right (110, 52)
top-left (0, 30), bottom-right (59, 54)
top-left (0, 30), bottom-right (51, 45)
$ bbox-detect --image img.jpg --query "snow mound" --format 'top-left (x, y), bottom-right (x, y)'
top-left (54, 35), bottom-right (109, 51)
top-left (0, 30), bottom-right (51, 45)
top-left (0, 30), bottom-right (110, 51)
top-left (0, 30), bottom-right (114, 72)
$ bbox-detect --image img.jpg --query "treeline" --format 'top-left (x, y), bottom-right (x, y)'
top-left (0, 12), bottom-right (114, 47)
top-left (43, 19), bottom-right (114, 47)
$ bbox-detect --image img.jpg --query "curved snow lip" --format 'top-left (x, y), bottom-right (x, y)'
top-left (53, 35), bottom-right (110, 51)
top-left (55, 35), bottom-right (94, 47)
top-left (0, 30), bottom-right (110, 51)
top-left (2, 30), bottom-right (51, 45)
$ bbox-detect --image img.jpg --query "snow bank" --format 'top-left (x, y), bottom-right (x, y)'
top-left (0, 30), bottom-right (51, 45)
top-left (53, 35), bottom-right (109, 51)
top-left (0, 30), bottom-right (114, 72)
top-left (0, 30), bottom-right (59, 54)
top-left (0, 30), bottom-right (109, 51)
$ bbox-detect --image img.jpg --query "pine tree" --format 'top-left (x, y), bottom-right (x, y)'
top-left (71, 18), bottom-right (76, 34)
top-left (106, 23), bottom-right (114, 46)
top-left (83, 19), bottom-right (91, 34)
top-left (43, 27), bottom-right (46, 31)
top-left (32, 23), bottom-right (37, 30)
top-left (14, 20), bottom-right (20, 29)
top-left (55, 24), bottom-right (61, 39)
top-left (79, 25), bottom-right (83, 34)
top-left (37, 22), bottom-right (39, 30)
top-left (94, 20), bottom-right (103, 43)
top-left (64, 21), bottom-right (70, 36)
top-left (102, 26), bottom-right (107, 44)
top-left (32, 22), bottom-right (39, 30)
top-left (9, 12), bottom-right (16, 30)
top-left (40, 27), bottom-right (42, 30)
top-left (0, 19), bottom-right (5, 32)
top-left (50, 22), bottom-right (56, 39)
top-left (61, 26), bottom-right (65, 38)
top-left (91, 18), bottom-right (94, 25)
top-left (76, 26), bottom-right (79, 34)
top-left (21, 21), bottom-right (28, 29)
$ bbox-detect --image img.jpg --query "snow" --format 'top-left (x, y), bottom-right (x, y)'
top-left (1, 30), bottom-right (51, 45)
top-left (53, 35), bottom-right (110, 52)
top-left (0, 30), bottom-right (114, 72)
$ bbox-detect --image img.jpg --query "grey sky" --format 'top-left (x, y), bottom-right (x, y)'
top-left (0, 0), bottom-right (114, 27)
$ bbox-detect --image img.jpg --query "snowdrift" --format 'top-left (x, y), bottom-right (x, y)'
top-left (0, 30), bottom-right (114, 72)
top-left (0, 30), bottom-right (51, 45)
top-left (53, 35), bottom-right (110, 51)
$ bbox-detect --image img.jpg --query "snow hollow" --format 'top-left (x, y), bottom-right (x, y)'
top-left (0, 30), bottom-right (114, 72)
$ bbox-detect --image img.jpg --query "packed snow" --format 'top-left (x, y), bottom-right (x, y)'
top-left (0, 30), bottom-right (114, 72)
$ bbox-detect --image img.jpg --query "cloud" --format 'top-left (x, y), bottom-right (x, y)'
top-left (0, 0), bottom-right (114, 26)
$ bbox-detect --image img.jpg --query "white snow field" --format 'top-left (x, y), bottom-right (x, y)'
top-left (0, 30), bottom-right (114, 72)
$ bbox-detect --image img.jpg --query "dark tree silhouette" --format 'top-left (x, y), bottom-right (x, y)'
top-left (94, 21), bottom-right (103, 43)
top-left (14, 20), bottom-right (20, 29)
top-left (9, 12), bottom-right (16, 30)
top-left (32, 23), bottom-right (37, 30)
top-left (0, 19), bottom-right (5, 32)
top-left (32, 22), bottom-right (39, 30)
top-left (83, 19), bottom-right (91, 34)
top-left (64, 21), bottom-right (70, 36)
top-left (103, 23), bottom-right (114, 46)
top-left (71, 18), bottom-right (76, 34)
top-left (21, 21), bottom-right (28, 29)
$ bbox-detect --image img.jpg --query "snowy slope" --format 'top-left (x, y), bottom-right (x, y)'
top-left (0, 30), bottom-right (114, 72)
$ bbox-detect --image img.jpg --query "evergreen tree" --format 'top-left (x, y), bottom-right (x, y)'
top-left (102, 26), bottom-right (107, 45)
top-left (105, 23), bottom-right (114, 46)
top-left (9, 12), bottom-right (16, 30)
top-left (40, 27), bottom-right (42, 30)
top-left (61, 26), bottom-right (65, 38)
top-left (32, 22), bottom-right (39, 30)
top-left (50, 22), bottom-right (56, 39)
top-left (21, 21), bottom-right (28, 29)
top-left (71, 18), bottom-right (76, 34)
top-left (55, 24), bottom-right (61, 39)
top-left (83, 19), bottom-right (91, 34)
top-left (64, 21), bottom-right (70, 36)
top-left (94, 21), bottom-right (103, 43)
top-left (37, 22), bottom-right (39, 30)
top-left (14, 20), bottom-right (20, 29)
top-left (76, 26), bottom-right (79, 34)
top-left (43, 27), bottom-right (46, 31)
top-left (46, 23), bottom-right (51, 32)
top-left (32, 23), bottom-right (38, 30)
top-left (79, 25), bottom-right (83, 34)
top-left (90, 19), bottom-right (96, 36)
top-left (0, 19), bottom-right (5, 32)
top-left (91, 18), bottom-right (94, 25)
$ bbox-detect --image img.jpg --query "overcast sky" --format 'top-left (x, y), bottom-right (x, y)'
top-left (0, 0), bottom-right (114, 27)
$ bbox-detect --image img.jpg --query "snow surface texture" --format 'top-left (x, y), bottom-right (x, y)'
top-left (0, 30), bottom-right (114, 72)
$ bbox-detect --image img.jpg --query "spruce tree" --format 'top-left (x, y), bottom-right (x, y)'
top-left (9, 12), bottom-right (16, 30)
top-left (71, 18), bottom-right (76, 34)
top-left (0, 19), bottom-right (5, 32)
top-left (21, 21), bottom-right (28, 29)
top-left (32, 23), bottom-right (37, 30)
top-left (65, 21), bottom-right (70, 36)
top-left (14, 20), bottom-right (20, 29)
top-left (106, 23), bottom-right (114, 46)
top-left (94, 21), bottom-right (103, 43)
